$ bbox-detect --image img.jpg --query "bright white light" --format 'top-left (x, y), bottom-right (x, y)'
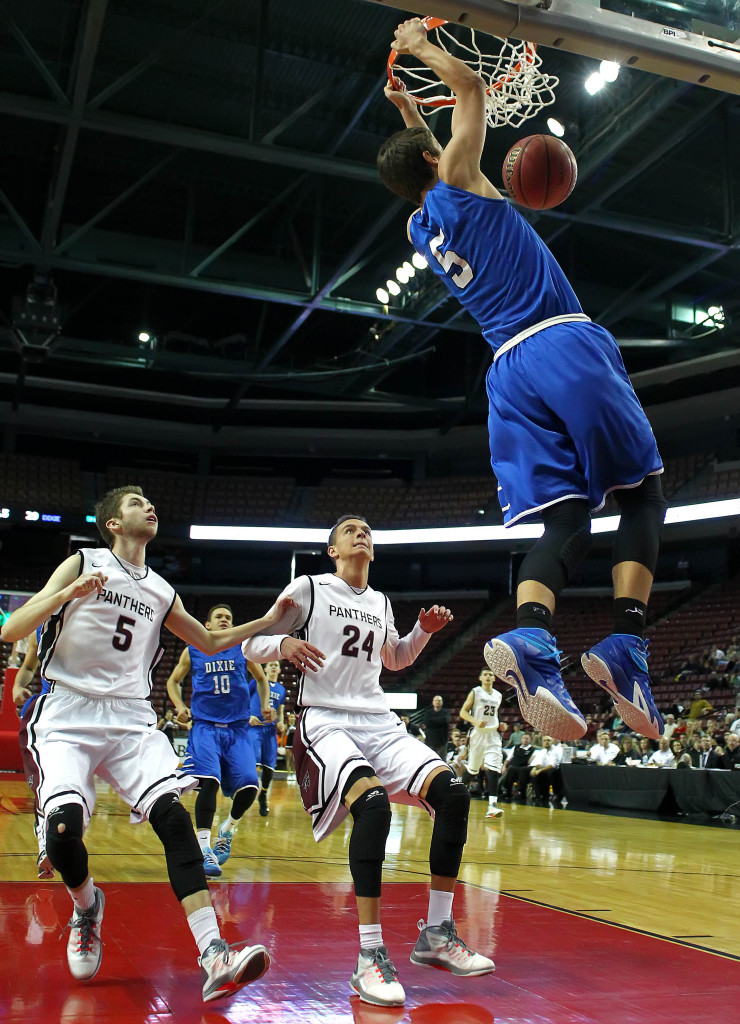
top-left (585, 72), bottom-right (605, 95)
top-left (403, 261), bottom-right (415, 278)
top-left (386, 279), bottom-right (401, 296)
top-left (707, 305), bottom-right (721, 317)
top-left (599, 60), bottom-right (620, 82)
top-left (138, 331), bottom-right (150, 343)
top-left (547, 117), bottom-right (565, 137)
top-left (190, 497), bottom-right (740, 546)
top-left (396, 267), bottom-right (409, 284)
top-left (376, 287), bottom-right (390, 304)
top-left (411, 252), bottom-right (428, 270)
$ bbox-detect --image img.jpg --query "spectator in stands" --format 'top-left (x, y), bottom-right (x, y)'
top-left (589, 730), bottom-right (619, 766)
top-left (662, 714), bottom-right (677, 741)
top-left (646, 736), bottom-right (676, 768)
top-left (611, 735), bottom-right (640, 766)
top-left (530, 731), bottom-right (543, 748)
top-left (669, 739), bottom-right (683, 761)
top-left (716, 732), bottom-right (740, 770)
top-left (529, 736), bottom-right (564, 806)
top-left (446, 729), bottom-right (468, 780)
top-left (509, 721), bottom-right (524, 746)
top-left (401, 716), bottom-right (426, 742)
top-left (689, 689), bottom-right (715, 720)
top-left (729, 714), bottom-right (740, 737)
top-left (690, 735), bottom-right (715, 769)
top-left (499, 732), bottom-right (534, 803)
top-left (422, 695), bottom-right (451, 760)
top-left (638, 736), bottom-right (655, 764)
top-left (157, 709), bottom-right (179, 748)
top-left (583, 714), bottom-right (600, 743)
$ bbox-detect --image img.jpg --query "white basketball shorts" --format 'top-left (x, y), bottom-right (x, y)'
top-left (466, 727), bottom-right (503, 774)
top-left (27, 686), bottom-right (198, 827)
top-left (293, 706), bottom-right (448, 841)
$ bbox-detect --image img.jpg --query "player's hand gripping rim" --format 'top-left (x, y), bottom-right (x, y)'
top-left (279, 636), bottom-right (325, 673)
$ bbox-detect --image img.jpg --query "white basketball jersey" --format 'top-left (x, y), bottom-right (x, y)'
top-left (40, 548), bottom-right (175, 699)
top-left (242, 573), bottom-right (430, 714)
top-left (470, 685), bottom-right (501, 730)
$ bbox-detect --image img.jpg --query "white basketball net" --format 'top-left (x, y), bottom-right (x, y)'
top-left (390, 24), bottom-right (559, 130)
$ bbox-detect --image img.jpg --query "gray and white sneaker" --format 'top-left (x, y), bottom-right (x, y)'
top-left (410, 918), bottom-right (495, 976)
top-left (199, 937), bottom-right (271, 1002)
top-left (66, 888), bottom-right (105, 981)
top-left (349, 946), bottom-right (405, 1006)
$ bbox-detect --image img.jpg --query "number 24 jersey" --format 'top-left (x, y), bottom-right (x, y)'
top-left (242, 573), bottom-right (431, 714)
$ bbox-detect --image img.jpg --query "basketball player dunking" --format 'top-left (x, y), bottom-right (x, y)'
top-left (0, 486), bottom-right (294, 1002)
top-left (379, 18), bottom-right (666, 743)
top-left (241, 515), bottom-right (495, 1008)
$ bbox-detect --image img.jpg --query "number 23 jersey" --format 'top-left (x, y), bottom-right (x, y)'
top-left (40, 547), bottom-right (175, 699)
top-left (243, 573), bottom-right (431, 714)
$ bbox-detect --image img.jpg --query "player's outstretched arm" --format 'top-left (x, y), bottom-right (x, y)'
top-left (0, 555), bottom-right (108, 642)
top-left (166, 647), bottom-right (192, 723)
top-left (384, 80), bottom-right (428, 130)
top-left (165, 593), bottom-right (298, 654)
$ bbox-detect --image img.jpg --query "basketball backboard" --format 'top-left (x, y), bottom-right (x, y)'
top-left (366, 0), bottom-right (740, 94)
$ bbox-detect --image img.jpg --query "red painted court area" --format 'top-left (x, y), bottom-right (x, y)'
top-left (0, 881), bottom-right (738, 1024)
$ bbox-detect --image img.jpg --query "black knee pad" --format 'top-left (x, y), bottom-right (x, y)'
top-left (425, 771), bottom-right (470, 879)
top-left (518, 499), bottom-right (592, 597)
top-left (612, 475), bottom-right (667, 575)
top-left (45, 802), bottom-right (88, 888)
top-left (194, 777), bottom-right (219, 830)
top-left (348, 785), bottom-right (392, 898)
top-left (231, 785), bottom-right (257, 820)
top-left (149, 794), bottom-right (206, 902)
top-left (485, 769), bottom-right (500, 797)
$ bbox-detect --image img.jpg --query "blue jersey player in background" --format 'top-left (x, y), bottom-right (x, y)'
top-left (167, 603), bottom-right (273, 876)
top-left (248, 659), bottom-right (286, 817)
top-left (378, 18), bottom-right (666, 745)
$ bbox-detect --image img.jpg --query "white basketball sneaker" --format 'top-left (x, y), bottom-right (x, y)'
top-left (410, 918), bottom-right (495, 976)
top-left (349, 946), bottom-right (406, 1006)
top-left (66, 888), bottom-right (105, 980)
top-left (485, 805), bottom-right (504, 819)
top-left (199, 938), bottom-right (271, 1002)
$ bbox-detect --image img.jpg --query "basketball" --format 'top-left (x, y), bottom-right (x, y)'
top-left (502, 134), bottom-right (577, 210)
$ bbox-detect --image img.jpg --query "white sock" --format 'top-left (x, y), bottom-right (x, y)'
top-left (197, 828), bottom-right (211, 852)
top-left (489, 795), bottom-right (498, 806)
top-left (68, 876), bottom-right (96, 913)
top-left (187, 906), bottom-right (221, 956)
top-left (220, 814), bottom-right (237, 834)
top-left (427, 889), bottom-right (454, 927)
top-left (359, 923), bottom-right (383, 953)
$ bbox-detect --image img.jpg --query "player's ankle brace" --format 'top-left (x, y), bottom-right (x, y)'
top-left (517, 498), bottom-right (592, 599)
top-left (149, 794), bottom-right (207, 901)
top-left (45, 802), bottom-right (88, 888)
top-left (425, 771), bottom-right (470, 879)
top-left (194, 777), bottom-right (219, 830)
top-left (348, 786), bottom-right (392, 898)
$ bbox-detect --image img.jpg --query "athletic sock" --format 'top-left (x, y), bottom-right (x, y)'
top-left (613, 598), bottom-right (647, 639)
top-left (220, 814), bottom-right (237, 834)
top-left (68, 876), bottom-right (96, 913)
top-left (516, 602), bottom-right (553, 634)
top-left (196, 828), bottom-right (211, 852)
top-left (187, 906), bottom-right (221, 956)
top-left (488, 795), bottom-right (498, 807)
top-left (359, 923), bottom-right (383, 952)
top-left (427, 889), bottom-right (454, 927)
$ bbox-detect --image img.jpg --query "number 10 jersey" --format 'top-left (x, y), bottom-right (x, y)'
top-left (40, 547), bottom-right (175, 699)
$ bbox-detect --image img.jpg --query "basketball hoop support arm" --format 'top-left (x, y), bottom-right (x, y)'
top-left (366, 0), bottom-right (740, 96)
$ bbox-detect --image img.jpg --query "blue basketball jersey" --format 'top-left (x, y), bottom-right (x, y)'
top-left (188, 644), bottom-right (254, 723)
top-left (250, 680), bottom-right (286, 725)
top-left (409, 182), bottom-right (583, 354)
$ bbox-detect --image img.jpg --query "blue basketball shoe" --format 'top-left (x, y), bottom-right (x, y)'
top-left (484, 628), bottom-right (586, 741)
top-left (202, 846), bottom-right (222, 878)
top-left (213, 822), bottom-right (234, 866)
top-left (581, 634), bottom-right (663, 739)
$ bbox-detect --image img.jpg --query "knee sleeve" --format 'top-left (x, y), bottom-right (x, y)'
top-left (45, 803), bottom-right (88, 889)
top-left (348, 786), bottom-right (392, 898)
top-left (612, 476), bottom-right (667, 575)
top-left (149, 794), bottom-right (206, 902)
top-left (194, 777), bottom-right (219, 830)
top-left (231, 786), bottom-right (257, 820)
top-left (485, 769), bottom-right (500, 798)
top-left (425, 771), bottom-right (470, 879)
top-left (260, 766), bottom-right (274, 793)
top-left (518, 499), bottom-right (592, 597)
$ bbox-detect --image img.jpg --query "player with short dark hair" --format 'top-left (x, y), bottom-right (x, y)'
top-left (241, 514), bottom-right (495, 1008)
top-left (0, 487), bottom-right (293, 1002)
top-left (379, 19), bottom-right (666, 744)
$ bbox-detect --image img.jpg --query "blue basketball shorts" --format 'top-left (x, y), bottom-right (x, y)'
top-left (182, 719), bottom-right (258, 797)
top-left (251, 724), bottom-right (278, 770)
top-left (486, 321), bottom-right (663, 526)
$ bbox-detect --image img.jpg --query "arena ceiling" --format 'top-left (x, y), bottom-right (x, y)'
top-left (1, 0), bottom-right (740, 469)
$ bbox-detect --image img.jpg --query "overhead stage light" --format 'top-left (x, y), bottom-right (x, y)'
top-left (599, 60), bottom-right (620, 82)
top-left (411, 253), bottom-right (428, 270)
top-left (376, 287), bottom-right (390, 304)
top-left (547, 117), bottom-right (565, 137)
top-left (396, 266), bottom-right (409, 284)
top-left (386, 279), bottom-right (401, 296)
top-left (585, 72), bottom-right (605, 95)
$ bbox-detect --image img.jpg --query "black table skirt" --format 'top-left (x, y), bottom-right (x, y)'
top-left (561, 763), bottom-right (740, 816)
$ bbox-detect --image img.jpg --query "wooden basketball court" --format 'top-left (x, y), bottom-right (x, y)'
top-left (1, 774), bottom-right (738, 1023)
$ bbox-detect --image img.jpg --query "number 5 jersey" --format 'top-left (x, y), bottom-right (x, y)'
top-left (39, 547), bottom-right (175, 699)
top-left (242, 574), bottom-right (432, 713)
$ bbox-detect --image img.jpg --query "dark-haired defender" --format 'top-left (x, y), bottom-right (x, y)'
top-left (378, 18), bottom-right (666, 743)
top-left (166, 603), bottom-right (273, 876)
top-left (0, 486), bottom-right (292, 1002)
top-left (241, 514), bottom-right (494, 1008)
